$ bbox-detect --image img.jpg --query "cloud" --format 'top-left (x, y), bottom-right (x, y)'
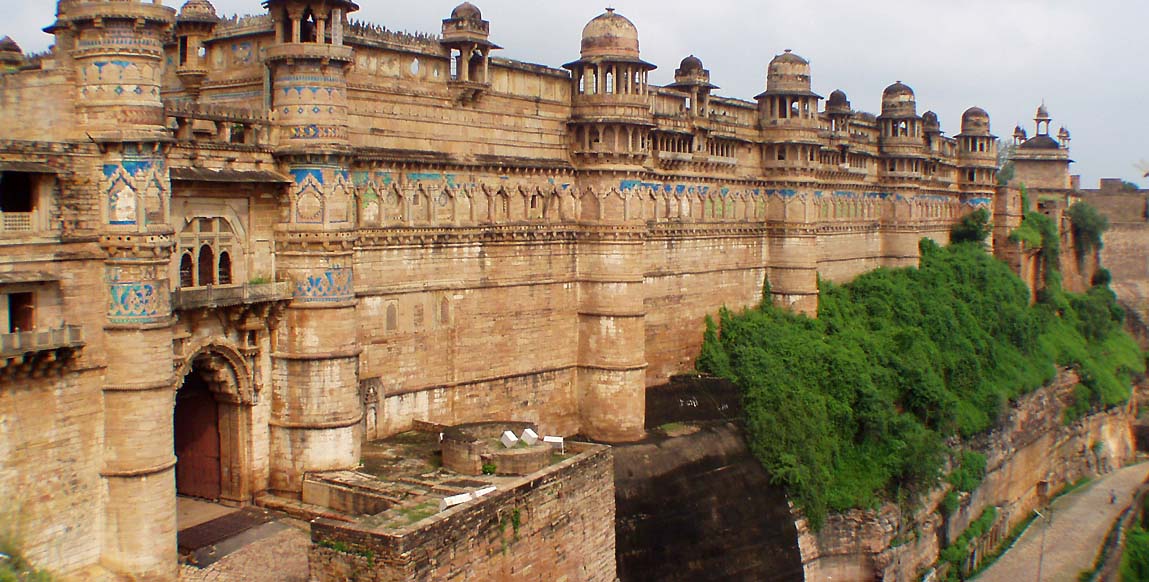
top-left (5, 0), bottom-right (1146, 186)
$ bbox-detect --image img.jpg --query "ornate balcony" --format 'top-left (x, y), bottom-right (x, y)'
top-left (172, 281), bottom-right (291, 311)
top-left (0, 325), bottom-right (84, 381)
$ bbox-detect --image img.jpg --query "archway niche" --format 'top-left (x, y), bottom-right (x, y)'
top-left (173, 346), bottom-right (256, 506)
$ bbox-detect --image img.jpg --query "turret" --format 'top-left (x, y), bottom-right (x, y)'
top-left (174, 0), bottom-right (219, 98)
top-left (47, 0), bottom-right (176, 138)
top-left (441, 2), bottom-right (500, 101)
top-left (264, 0), bottom-right (357, 154)
top-left (877, 81), bottom-right (926, 178)
top-left (756, 50), bottom-right (822, 172)
top-left (563, 9), bottom-right (655, 166)
top-left (0, 37), bottom-right (23, 72)
top-left (956, 106), bottom-right (998, 189)
top-left (667, 55), bottom-right (716, 118)
top-left (1010, 103), bottom-right (1074, 192)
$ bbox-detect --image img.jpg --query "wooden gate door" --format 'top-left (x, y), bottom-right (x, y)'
top-left (174, 377), bottom-right (222, 500)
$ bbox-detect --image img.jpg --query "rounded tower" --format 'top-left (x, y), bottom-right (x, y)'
top-left (48, 0), bottom-right (176, 138)
top-left (956, 106), bottom-right (998, 191)
top-left (756, 50), bottom-right (822, 172)
top-left (563, 9), bottom-right (656, 168)
top-left (49, 2), bottom-right (181, 580)
top-left (263, 0), bottom-right (364, 495)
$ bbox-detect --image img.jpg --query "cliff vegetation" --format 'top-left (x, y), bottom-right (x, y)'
top-left (697, 235), bottom-right (1145, 529)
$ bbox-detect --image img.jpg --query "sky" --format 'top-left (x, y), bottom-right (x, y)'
top-left (5, 0), bottom-right (1147, 187)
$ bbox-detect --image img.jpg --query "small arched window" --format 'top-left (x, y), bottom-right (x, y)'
top-left (301, 9), bottom-right (318, 43)
top-left (179, 253), bottom-right (195, 288)
top-left (218, 252), bottom-right (233, 285)
top-left (440, 297), bottom-right (450, 324)
top-left (197, 244), bottom-right (215, 287)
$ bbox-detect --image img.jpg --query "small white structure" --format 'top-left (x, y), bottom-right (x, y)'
top-left (474, 486), bottom-right (497, 498)
top-left (500, 430), bottom-right (519, 448)
top-left (520, 428), bottom-right (539, 446)
top-left (438, 492), bottom-right (473, 512)
top-left (543, 435), bottom-right (565, 454)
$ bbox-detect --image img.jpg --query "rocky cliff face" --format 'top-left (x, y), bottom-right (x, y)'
top-left (796, 370), bottom-right (1137, 581)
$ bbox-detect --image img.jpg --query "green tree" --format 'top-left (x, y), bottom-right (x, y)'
top-left (950, 208), bottom-right (992, 246)
top-left (1067, 202), bottom-right (1110, 262)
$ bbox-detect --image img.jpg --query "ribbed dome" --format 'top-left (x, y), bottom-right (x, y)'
top-left (771, 49), bottom-right (809, 66)
top-left (961, 106), bottom-right (991, 135)
top-left (178, 0), bottom-right (219, 23)
top-left (881, 81), bottom-right (916, 117)
top-left (826, 89), bottom-right (850, 113)
top-left (766, 49), bottom-right (812, 94)
top-left (883, 81), bottom-right (915, 100)
top-left (0, 36), bottom-right (20, 54)
top-left (679, 54), bottom-right (703, 73)
top-left (451, 2), bottom-right (481, 20)
top-left (923, 110), bottom-right (940, 131)
top-left (580, 8), bottom-right (640, 59)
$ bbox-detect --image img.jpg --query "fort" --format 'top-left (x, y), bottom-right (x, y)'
top-left (0, 1), bottom-right (1103, 580)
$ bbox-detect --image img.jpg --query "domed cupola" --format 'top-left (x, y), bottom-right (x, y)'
top-left (957, 106), bottom-right (998, 189)
top-left (923, 110), bottom-right (941, 134)
top-left (579, 8), bottom-right (641, 60)
top-left (877, 81), bottom-right (927, 177)
top-left (178, 0), bottom-right (219, 24)
top-left (442, 2), bottom-right (500, 98)
top-left (826, 89), bottom-right (850, 114)
top-left (668, 54), bottom-right (717, 117)
top-left (175, 0), bottom-right (220, 96)
top-left (563, 9), bottom-right (656, 167)
top-left (755, 50), bottom-right (821, 129)
top-left (755, 49), bottom-right (822, 172)
top-left (0, 36), bottom-right (22, 72)
top-left (960, 107), bottom-right (991, 136)
top-left (881, 81), bottom-right (917, 117)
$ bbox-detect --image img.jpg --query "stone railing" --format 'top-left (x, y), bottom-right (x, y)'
top-left (0, 212), bottom-right (34, 233)
top-left (0, 325), bottom-right (84, 358)
top-left (172, 281), bottom-right (290, 310)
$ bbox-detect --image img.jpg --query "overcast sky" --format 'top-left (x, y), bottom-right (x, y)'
top-left (6, 0), bottom-right (1147, 187)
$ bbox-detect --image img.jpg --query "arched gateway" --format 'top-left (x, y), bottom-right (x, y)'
top-left (173, 345), bottom-right (256, 505)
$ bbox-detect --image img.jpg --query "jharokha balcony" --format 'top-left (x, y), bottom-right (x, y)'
top-left (0, 325), bottom-right (84, 380)
top-left (171, 281), bottom-right (292, 311)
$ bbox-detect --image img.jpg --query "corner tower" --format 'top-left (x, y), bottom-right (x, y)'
top-left (263, 0), bottom-right (363, 494)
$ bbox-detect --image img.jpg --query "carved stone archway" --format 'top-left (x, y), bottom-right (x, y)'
top-left (175, 344), bottom-right (256, 505)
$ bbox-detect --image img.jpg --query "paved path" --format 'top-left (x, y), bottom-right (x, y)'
top-left (179, 519), bottom-right (310, 582)
top-left (975, 462), bottom-right (1149, 582)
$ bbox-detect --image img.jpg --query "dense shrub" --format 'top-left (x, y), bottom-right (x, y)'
top-left (950, 208), bottom-right (992, 246)
top-left (698, 240), bottom-right (1144, 528)
top-left (1121, 526), bottom-right (1149, 581)
top-left (1067, 202), bottom-right (1110, 262)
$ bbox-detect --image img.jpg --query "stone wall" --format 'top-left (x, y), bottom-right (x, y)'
top-left (796, 370), bottom-right (1137, 581)
top-left (309, 443), bottom-right (616, 582)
